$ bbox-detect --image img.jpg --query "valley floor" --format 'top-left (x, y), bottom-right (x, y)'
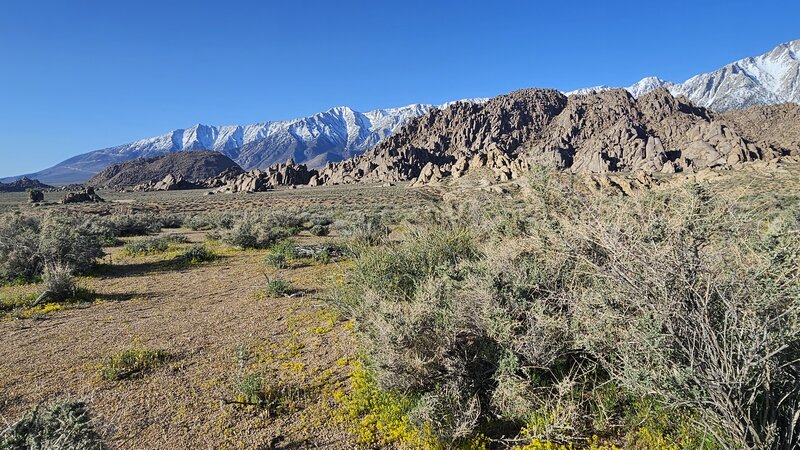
top-left (0, 231), bottom-right (359, 449)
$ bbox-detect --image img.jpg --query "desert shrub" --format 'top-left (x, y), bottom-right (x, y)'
top-left (264, 278), bottom-right (291, 297)
top-left (220, 212), bottom-right (298, 249)
top-left (100, 345), bottom-right (168, 380)
top-left (154, 213), bottom-right (183, 229)
top-left (264, 240), bottom-right (296, 269)
top-left (0, 400), bottom-right (102, 450)
top-left (0, 213), bottom-right (41, 282)
top-left (162, 233), bottom-right (190, 244)
top-left (231, 372), bottom-right (303, 414)
top-left (0, 212), bottom-right (103, 283)
top-left (178, 245), bottom-right (216, 263)
top-left (123, 237), bottom-right (169, 256)
top-left (184, 214), bottom-right (216, 231)
top-left (338, 173), bottom-right (800, 449)
top-left (41, 262), bottom-right (76, 300)
top-left (106, 214), bottom-right (161, 237)
top-left (344, 215), bottom-right (389, 247)
top-left (309, 224), bottom-right (330, 236)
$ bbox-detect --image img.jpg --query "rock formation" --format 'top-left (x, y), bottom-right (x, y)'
top-left (132, 174), bottom-right (204, 192)
top-left (60, 187), bottom-right (104, 204)
top-left (312, 88), bottom-right (796, 187)
top-left (0, 177), bottom-right (53, 193)
top-left (720, 103), bottom-right (800, 158)
top-left (212, 159), bottom-right (317, 193)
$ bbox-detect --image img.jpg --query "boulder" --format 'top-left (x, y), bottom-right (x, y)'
top-left (60, 187), bottom-right (104, 204)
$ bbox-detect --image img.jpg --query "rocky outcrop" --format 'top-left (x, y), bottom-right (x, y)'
top-left (311, 87), bottom-right (791, 187)
top-left (88, 151), bottom-right (243, 188)
top-left (213, 159), bottom-right (317, 193)
top-left (60, 187), bottom-right (104, 204)
top-left (28, 189), bottom-right (44, 203)
top-left (132, 174), bottom-right (204, 192)
top-left (720, 103), bottom-right (800, 158)
top-left (0, 177), bottom-right (53, 193)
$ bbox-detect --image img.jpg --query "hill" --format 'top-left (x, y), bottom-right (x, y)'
top-left (87, 151), bottom-right (243, 188)
top-left (0, 177), bottom-right (53, 192)
top-left (316, 88), bottom-right (798, 185)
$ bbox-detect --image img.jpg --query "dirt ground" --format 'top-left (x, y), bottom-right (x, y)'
top-left (0, 229), bottom-right (360, 449)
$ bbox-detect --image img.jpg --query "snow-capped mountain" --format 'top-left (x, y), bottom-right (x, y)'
top-left (7, 99), bottom-right (486, 184)
top-left (566, 39), bottom-right (800, 111)
top-left (6, 39), bottom-right (798, 185)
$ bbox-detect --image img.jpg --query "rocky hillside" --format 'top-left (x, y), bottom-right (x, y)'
top-left (720, 103), bottom-right (800, 157)
top-left (88, 151), bottom-right (243, 188)
top-left (315, 88), bottom-right (796, 186)
top-left (0, 177), bottom-right (53, 192)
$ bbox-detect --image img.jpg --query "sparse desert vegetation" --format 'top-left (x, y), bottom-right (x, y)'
top-left (0, 168), bottom-right (797, 449)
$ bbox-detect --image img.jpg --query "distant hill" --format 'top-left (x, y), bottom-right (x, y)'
top-left (0, 177), bottom-right (53, 192)
top-left (87, 151), bottom-right (243, 188)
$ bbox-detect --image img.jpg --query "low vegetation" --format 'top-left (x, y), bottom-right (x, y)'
top-left (0, 211), bottom-right (104, 284)
top-left (178, 244), bottom-right (216, 263)
top-left (100, 344), bottom-right (169, 381)
top-left (336, 170), bottom-right (800, 449)
top-left (0, 400), bottom-right (103, 450)
top-left (264, 277), bottom-right (291, 297)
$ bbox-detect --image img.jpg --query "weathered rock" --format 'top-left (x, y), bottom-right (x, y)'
top-left (60, 187), bottom-right (104, 204)
top-left (28, 189), bottom-right (44, 203)
top-left (309, 87), bottom-right (788, 187)
top-left (215, 161), bottom-right (318, 193)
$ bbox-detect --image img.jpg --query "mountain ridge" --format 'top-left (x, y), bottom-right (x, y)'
top-left (5, 38), bottom-right (799, 185)
top-left (567, 39), bottom-right (800, 111)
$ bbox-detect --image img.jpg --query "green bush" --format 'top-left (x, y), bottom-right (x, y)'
top-left (0, 400), bottom-right (102, 450)
top-left (345, 215), bottom-right (389, 247)
top-left (309, 224), bottom-right (330, 236)
top-left (0, 212), bottom-right (103, 283)
top-left (221, 213), bottom-right (295, 249)
top-left (123, 237), bottom-right (169, 256)
top-left (264, 278), bottom-right (291, 297)
top-left (338, 174), bottom-right (800, 448)
top-left (179, 245), bottom-right (216, 263)
top-left (264, 240), bottom-right (296, 269)
top-left (100, 345), bottom-right (168, 381)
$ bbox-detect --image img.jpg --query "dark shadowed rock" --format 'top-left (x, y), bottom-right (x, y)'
top-left (60, 187), bottom-right (104, 204)
top-left (0, 177), bottom-right (53, 193)
top-left (88, 151), bottom-right (244, 188)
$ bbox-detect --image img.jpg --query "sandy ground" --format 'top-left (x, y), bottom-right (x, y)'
top-left (0, 231), bottom-right (358, 449)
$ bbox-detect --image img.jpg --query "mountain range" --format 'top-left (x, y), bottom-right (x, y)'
top-left (4, 39), bottom-right (799, 185)
top-left (568, 39), bottom-right (800, 111)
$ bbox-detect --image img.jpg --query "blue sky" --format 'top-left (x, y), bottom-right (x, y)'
top-left (1, 0), bottom-right (798, 176)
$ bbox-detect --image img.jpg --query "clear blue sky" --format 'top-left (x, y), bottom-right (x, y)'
top-left (1, 0), bottom-right (798, 176)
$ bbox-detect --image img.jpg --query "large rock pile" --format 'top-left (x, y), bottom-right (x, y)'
top-left (212, 159), bottom-right (317, 193)
top-left (132, 174), bottom-right (203, 192)
top-left (0, 177), bottom-right (53, 193)
top-left (310, 88), bottom-right (795, 187)
top-left (60, 187), bottom-right (104, 204)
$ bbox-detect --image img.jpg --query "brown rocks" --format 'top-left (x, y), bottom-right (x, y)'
top-left (60, 187), bottom-right (104, 204)
top-left (133, 174), bottom-right (203, 191)
top-left (28, 189), bottom-right (44, 203)
top-left (306, 86), bottom-right (800, 188)
top-left (214, 160), bottom-right (318, 193)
